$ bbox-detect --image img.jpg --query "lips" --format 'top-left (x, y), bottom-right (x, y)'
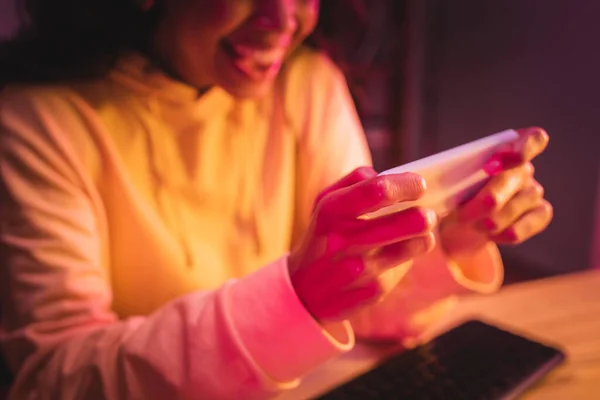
top-left (221, 39), bottom-right (289, 81)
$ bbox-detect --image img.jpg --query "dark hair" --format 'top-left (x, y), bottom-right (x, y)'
top-left (0, 0), bottom-right (364, 86)
top-left (0, 0), bottom-right (159, 85)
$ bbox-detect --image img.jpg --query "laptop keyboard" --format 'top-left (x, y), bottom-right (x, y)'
top-left (316, 320), bottom-right (565, 400)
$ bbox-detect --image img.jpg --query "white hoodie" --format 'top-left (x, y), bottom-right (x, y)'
top-left (0, 48), bottom-right (502, 399)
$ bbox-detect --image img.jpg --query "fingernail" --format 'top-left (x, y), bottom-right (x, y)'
top-left (540, 129), bottom-right (549, 145)
top-left (425, 209), bottom-right (438, 227)
top-left (480, 219), bottom-right (496, 231)
top-left (492, 228), bottom-right (517, 243)
top-left (482, 195), bottom-right (496, 209)
top-left (502, 151), bottom-right (524, 164)
top-left (483, 158), bottom-right (503, 176)
top-left (504, 229), bottom-right (518, 242)
top-left (418, 175), bottom-right (428, 192)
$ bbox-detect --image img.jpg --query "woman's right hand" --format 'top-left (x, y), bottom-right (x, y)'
top-left (289, 167), bottom-right (438, 323)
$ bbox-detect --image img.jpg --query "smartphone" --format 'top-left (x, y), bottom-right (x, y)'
top-left (367, 130), bottom-right (518, 219)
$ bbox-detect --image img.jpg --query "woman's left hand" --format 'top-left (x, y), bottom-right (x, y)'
top-left (439, 127), bottom-right (553, 259)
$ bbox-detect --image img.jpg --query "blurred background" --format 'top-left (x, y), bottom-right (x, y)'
top-left (1, 0), bottom-right (598, 282)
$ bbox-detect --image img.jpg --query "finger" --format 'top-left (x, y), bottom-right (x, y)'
top-left (314, 255), bottom-right (367, 295)
top-left (491, 200), bottom-right (553, 245)
top-left (315, 281), bottom-right (382, 321)
top-left (371, 232), bottom-right (436, 271)
top-left (291, 255), bottom-right (368, 319)
top-left (313, 167), bottom-right (377, 211)
top-left (316, 173), bottom-right (427, 231)
top-left (315, 233), bottom-right (436, 294)
top-left (479, 181), bottom-right (544, 234)
top-left (331, 207), bottom-right (437, 251)
top-left (459, 163), bottom-right (534, 222)
top-left (483, 127), bottom-right (549, 174)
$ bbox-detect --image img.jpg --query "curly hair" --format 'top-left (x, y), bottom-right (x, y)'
top-left (0, 0), bottom-right (160, 84)
top-left (0, 0), bottom-right (368, 86)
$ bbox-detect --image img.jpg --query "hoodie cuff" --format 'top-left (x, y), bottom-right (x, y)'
top-left (224, 255), bottom-right (355, 386)
top-left (447, 242), bottom-right (504, 294)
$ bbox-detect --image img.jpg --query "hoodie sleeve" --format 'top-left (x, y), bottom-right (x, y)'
top-left (0, 89), bottom-right (353, 400)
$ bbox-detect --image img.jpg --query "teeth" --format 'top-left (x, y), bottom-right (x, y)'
top-left (231, 44), bottom-right (286, 66)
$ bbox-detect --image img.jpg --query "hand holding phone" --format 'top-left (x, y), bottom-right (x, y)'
top-left (366, 130), bottom-right (519, 219)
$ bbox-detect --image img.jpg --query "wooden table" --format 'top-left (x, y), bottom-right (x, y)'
top-left (280, 270), bottom-right (600, 399)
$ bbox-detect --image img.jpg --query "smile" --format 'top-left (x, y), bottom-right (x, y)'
top-left (221, 39), bottom-right (288, 81)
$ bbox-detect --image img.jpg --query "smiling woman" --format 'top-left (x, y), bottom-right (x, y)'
top-left (0, 1), bottom-right (551, 399)
top-left (0, 0), bottom-right (370, 94)
top-left (0, 0), bottom-right (319, 94)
